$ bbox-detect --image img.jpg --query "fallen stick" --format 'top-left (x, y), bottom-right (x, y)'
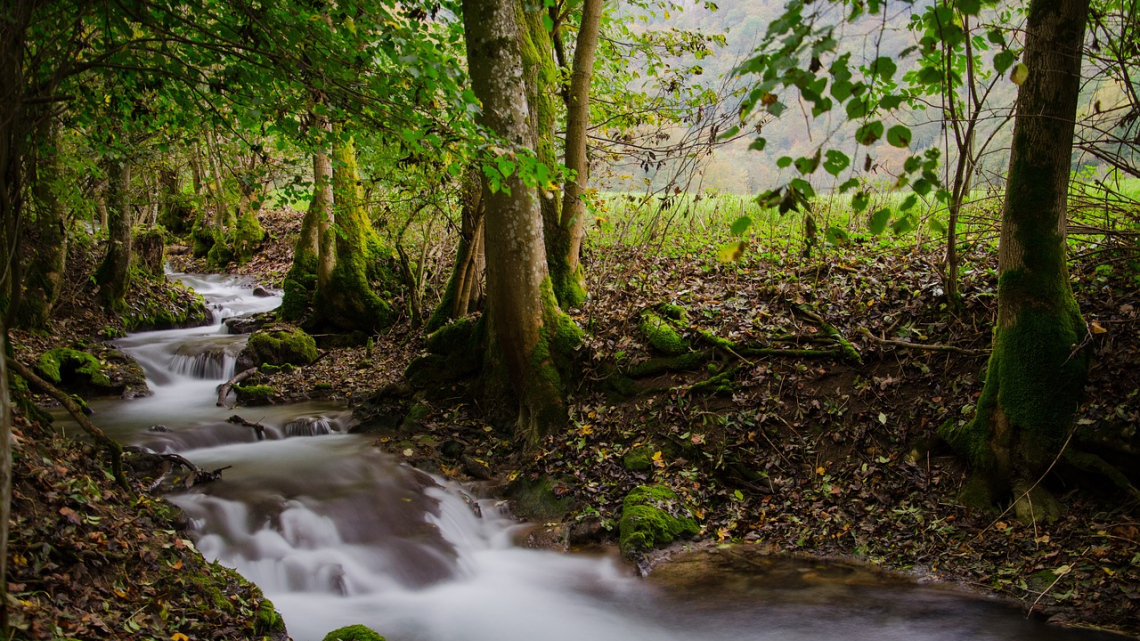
top-left (8, 358), bottom-right (128, 490)
top-left (217, 367), bottom-right (258, 407)
top-left (227, 414), bottom-right (267, 440)
top-left (856, 327), bottom-right (989, 357)
top-left (125, 446), bottom-right (230, 490)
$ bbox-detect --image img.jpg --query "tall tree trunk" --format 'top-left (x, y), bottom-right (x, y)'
top-left (19, 116), bottom-right (68, 328)
top-left (313, 134), bottom-right (393, 333)
top-left (426, 168), bottom-right (485, 332)
top-left (96, 159), bottom-right (132, 309)
top-left (282, 143), bottom-right (333, 320)
top-left (463, 0), bottom-right (581, 446)
top-left (942, 0), bottom-right (1090, 523)
top-left (552, 0), bottom-right (602, 309)
top-left (0, 2), bottom-right (33, 626)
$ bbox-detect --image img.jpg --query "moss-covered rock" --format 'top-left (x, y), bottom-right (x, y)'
top-left (236, 328), bottom-right (319, 371)
top-left (322, 624), bottom-right (386, 641)
top-left (639, 311), bottom-right (689, 355)
top-left (623, 445), bottom-right (655, 471)
top-left (505, 477), bottom-right (573, 522)
top-left (35, 346), bottom-right (150, 399)
top-left (38, 348), bottom-right (111, 388)
top-left (619, 484), bottom-right (699, 557)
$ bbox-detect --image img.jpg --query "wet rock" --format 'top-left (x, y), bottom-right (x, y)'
top-left (147, 425), bottom-right (169, 432)
top-left (462, 455), bottom-right (493, 481)
top-left (569, 516), bottom-right (608, 545)
top-left (224, 311), bottom-right (275, 335)
top-left (505, 477), bottom-right (573, 522)
top-left (440, 440), bottom-right (465, 460)
top-left (513, 523), bottom-right (569, 552)
top-left (252, 286), bottom-right (273, 297)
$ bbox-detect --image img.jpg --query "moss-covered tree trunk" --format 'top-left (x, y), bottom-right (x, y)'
top-left (463, 0), bottom-right (580, 446)
top-left (96, 158), bottom-right (132, 309)
top-left (553, 0), bottom-right (602, 310)
top-left (19, 116), bottom-right (67, 328)
top-left (313, 134), bottom-right (393, 333)
top-left (944, 0), bottom-right (1090, 521)
top-left (426, 168), bottom-right (484, 332)
top-left (281, 142), bottom-right (333, 320)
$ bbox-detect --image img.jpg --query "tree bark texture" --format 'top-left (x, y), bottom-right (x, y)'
top-left (944, 0), bottom-right (1091, 516)
top-left (426, 168), bottom-right (485, 332)
top-left (96, 159), bottom-right (133, 309)
top-left (554, 0), bottom-right (602, 308)
top-left (463, 0), bottom-right (580, 445)
top-left (281, 144), bottom-right (333, 320)
top-left (20, 116), bottom-right (69, 328)
top-left (313, 135), bottom-right (393, 333)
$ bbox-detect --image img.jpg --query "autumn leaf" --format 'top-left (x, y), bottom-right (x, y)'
top-left (1090, 320), bottom-right (1107, 334)
top-left (717, 240), bottom-right (748, 263)
top-left (59, 507), bottom-right (81, 525)
top-left (172, 633), bottom-right (190, 641)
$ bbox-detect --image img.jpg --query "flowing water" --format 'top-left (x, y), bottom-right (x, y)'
top-left (63, 273), bottom-right (1125, 641)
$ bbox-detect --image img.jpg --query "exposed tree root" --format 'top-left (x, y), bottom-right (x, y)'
top-left (792, 305), bottom-right (862, 364)
top-left (124, 446), bottom-right (228, 492)
top-left (857, 327), bottom-right (989, 357)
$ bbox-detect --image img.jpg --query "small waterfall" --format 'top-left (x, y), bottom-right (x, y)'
top-left (284, 417), bottom-right (335, 438)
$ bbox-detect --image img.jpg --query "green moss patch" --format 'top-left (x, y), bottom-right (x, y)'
top-left (639, 311), bottom-right (689, 355)
top-left (38, 348), bottom-right (111, 388)
top-left (323, 624), bottom-right (386, 641)
top-left (238, 328), bottom-right (319, 371)
top-left (619, 484), bottom-right (699, 557)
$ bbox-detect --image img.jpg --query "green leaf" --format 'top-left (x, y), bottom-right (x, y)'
top-left (542, 13), bottom-right (554, 33)
top-left (929, 218), bottom-right (948, 234)
top-left (838, 178), bottom-right (860, 193)
top-left (994, 50), bottom-right (1017, 74)
top-left (824, 226), bottom-right (850, 245)
top-left (823, 150), bottom-right (850, 176)
top-left (852, 191), bottom-right (871, 213)
top-left (730, 215), bottom-right (753, 236)
top-left (891, 214), bottom-right (917, 234)
top-left (899, 194), bottom-right (918, 211)
top-left (855, 121), bottom-right (884, 145)
top-left (869, 207), bottom-right (891, 234)
top-left (749, 138), bottom-right (768, 151)
top-left (957, 0), bottom-right (982, 15)
top-left (870, 56), bottom-right (897, 80)
top-left (777, 156), bottom-right (793, 169)
top-left (886, 125), bottom-right (912, 148)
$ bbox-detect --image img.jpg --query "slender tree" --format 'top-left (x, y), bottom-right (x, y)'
top-left (941, 0), bottom-right (1092, 521)
top-left (552, 0), bottom-right (603, 309)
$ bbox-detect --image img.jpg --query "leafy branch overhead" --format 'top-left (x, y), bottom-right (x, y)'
top-left (725, 0), bottom-right (1025, 244)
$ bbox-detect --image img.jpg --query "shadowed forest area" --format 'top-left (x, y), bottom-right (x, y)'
top-left (2, 0), bottom-right (1139, 639)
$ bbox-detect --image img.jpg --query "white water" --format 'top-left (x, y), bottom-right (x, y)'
top-left (71, 273), bottom-right (1120, 641)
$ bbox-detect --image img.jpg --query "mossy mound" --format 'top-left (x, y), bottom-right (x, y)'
top-left (639, 311), bottom-right (689, 355)
top-left (234, 383), bottom-right (277, 405)
top-left (236, 328), bottom-right (319, 371)
top-left (35, 346), bottom-right (150, 399)
top-left (505, 477), bottom-right (573, 522)
top-left (426, 317), bottom-right (477, 356)
top-left (623, 445), bottom-right (655, 471)
top-left (322, 624), bottom-right (386, 641)
top-left (619, 484), bottom-right (699, 557)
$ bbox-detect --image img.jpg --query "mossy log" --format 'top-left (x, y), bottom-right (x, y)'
top-left (619, 484), bottom-right (699, 557)
top-left (792, 305), bottom-right (862, 364)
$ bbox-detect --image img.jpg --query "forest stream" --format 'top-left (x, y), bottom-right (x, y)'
top-left (58, 273), bottom-right (1128, 641)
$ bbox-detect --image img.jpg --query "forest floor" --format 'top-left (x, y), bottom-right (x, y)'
top-left (10, 207), bottom-right (1140, 639)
